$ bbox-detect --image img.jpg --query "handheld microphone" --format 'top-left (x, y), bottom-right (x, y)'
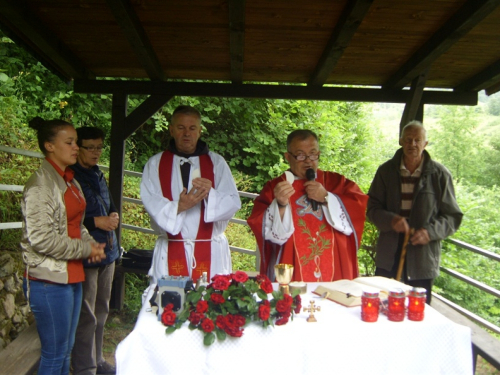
top-left (305, 168), bottom-right (318, 211)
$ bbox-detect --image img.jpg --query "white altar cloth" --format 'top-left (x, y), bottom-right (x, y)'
top-left (116, 284), bottom-right (472, 375)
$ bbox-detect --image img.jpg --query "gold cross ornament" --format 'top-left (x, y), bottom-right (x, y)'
top-left (303, 300), bottom-right (321, 322)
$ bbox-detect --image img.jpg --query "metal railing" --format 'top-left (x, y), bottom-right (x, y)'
top-left (2, 145), bottom-right (499, 334)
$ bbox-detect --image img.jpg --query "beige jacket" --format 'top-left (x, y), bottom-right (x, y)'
top-left (21, 159), bottom-right (94, 284)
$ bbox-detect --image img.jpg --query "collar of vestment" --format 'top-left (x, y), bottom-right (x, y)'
top-left (167, 139), bottom-right (209, 157)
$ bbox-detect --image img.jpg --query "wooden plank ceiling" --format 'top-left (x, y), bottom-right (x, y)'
top-left (1, 0), bottom-right (500, 102)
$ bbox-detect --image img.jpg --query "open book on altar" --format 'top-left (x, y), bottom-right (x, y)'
top-left (312, 276), bottom-right (412, 307)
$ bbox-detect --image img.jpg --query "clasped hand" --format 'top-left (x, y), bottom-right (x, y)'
top-left (177, 177), bottom-right (212, 213)
top-left (95, 212), bottom-right (120, 231)
top-left (88, 242), bottom-right (106, 263)
top-left (274, 180), bottom-right (327, 206)
top-left (391, 216), bottom-right (430, 245)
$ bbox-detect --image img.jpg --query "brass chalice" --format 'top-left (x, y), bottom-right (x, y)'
top-left (274, 264), bottom-right (294, 295)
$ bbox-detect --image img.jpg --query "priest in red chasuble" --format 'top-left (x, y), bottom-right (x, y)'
top-left (248, 130), bottom-right (368, 282)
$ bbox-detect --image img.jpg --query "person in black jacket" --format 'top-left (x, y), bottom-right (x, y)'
top-left (71, 127), bottom-right (119, 375)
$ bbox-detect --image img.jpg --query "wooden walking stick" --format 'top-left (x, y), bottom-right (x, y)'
top-left (396, 228), bottom-right (414, 281)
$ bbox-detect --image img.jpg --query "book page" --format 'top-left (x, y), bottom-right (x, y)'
top-left (317, 279), bottom-right (378, 298)
top-left (354, 276), bottom-right (412, 295)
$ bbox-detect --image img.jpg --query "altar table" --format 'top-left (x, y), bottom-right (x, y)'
top-left (116, 283), bottom-right (472, 375)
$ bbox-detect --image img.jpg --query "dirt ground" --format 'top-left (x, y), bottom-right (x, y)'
top-left (102, 310), bottom-right (136, 367)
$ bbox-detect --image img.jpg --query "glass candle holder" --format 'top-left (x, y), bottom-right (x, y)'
top-left (361, 291), bottom-right (380, 322)
top-left (388, 288), bottom-right (406, 322)
top-left (408, 287), bottom-right (426, 321)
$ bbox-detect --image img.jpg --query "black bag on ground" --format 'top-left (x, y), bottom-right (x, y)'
top-left (120, 249), bottom-right (153, 270)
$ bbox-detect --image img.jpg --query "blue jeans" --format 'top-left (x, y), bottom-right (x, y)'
top-left (23, 279), bottom-right (82, 375)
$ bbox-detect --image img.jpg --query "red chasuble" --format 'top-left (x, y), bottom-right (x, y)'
top-left (159, 151), bottom-right (215, 280)
top-left (247, 170), bottom-right (368, 282)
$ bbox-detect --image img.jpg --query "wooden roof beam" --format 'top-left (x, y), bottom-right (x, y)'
top-left (383, 0), bottom-right (500, 90)
top-left (308, 0), bottom-right (374, 87)
top-left (485, 81), bottom-right (500, 96)
top-left (74, 80), bottom-right (477, 106)
top-left (228, 0), bottom-right (246, 84)
top-left (454, 58), bottom-right (500, 93)
top-left (0, 0), bottom-right (94, 81)
top-left (105, 0), bottom-right (165, 81)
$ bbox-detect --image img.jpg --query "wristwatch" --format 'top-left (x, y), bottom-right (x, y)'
top-left (323, 193), bottom-right (329, 205)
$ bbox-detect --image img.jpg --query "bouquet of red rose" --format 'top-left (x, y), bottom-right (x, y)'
top-left (160, 271), bottom-right (301, 346)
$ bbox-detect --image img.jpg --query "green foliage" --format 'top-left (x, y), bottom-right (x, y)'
top-left (123, 273), bottom-right (150, 317)
top-left (427, 106), bottom-right (481, 183)
top-left (487, 94), bottom-right (500, 116)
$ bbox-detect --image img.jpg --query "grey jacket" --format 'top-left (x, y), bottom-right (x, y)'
top-left (20, 159), bottom-right (94, 284)
top-left (367, 149), bottom-right (463, 280)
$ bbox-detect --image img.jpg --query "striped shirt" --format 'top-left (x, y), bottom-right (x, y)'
top-left (399, 156), bottom-right (425, 218)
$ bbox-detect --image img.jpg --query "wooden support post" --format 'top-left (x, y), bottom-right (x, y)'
top-left (400, 69), bottom-right (429, 135)
top-left (107, 93), bottom-right (173, 309)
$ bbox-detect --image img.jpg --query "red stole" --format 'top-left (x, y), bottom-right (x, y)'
top-left (286, 172), bottom-right (335, 282)
top-left (158, 151), bottom-right (214, 280)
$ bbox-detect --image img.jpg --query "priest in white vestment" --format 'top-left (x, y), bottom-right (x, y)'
top-left (140, 105), bottom-right (241, 285)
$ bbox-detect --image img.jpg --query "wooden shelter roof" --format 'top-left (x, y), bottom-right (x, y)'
top-left (1, 0), bottom-right (500, 103)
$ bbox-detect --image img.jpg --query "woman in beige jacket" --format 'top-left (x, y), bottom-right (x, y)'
top-left (21, 117), bottom-right (106, 375)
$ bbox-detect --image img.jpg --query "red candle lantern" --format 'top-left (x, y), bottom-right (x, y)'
top-left (388, 288), bottom-right (406, 322)
top-left (361, 291), bottom-right (380, 322)
top-left (408, 287), bottom-right (426, 321)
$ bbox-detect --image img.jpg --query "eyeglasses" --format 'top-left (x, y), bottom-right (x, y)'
top-left (80, 146), bottom-right (104, 152)
top-left (288, 153), bottom-right (320, 161)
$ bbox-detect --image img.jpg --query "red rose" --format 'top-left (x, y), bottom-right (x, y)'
top-left (163, 303), bottom-right (174, 312)
top-left (294, 295), bottom-right (302, 314)
top-left (256, 274), bottom-right (271, 284)
top-left (283, 294), bottom-right (293, 306)
top-left (225, 326), bottom-right (244, 337)
top-left (212, 275), bottom-right (231, 290)
top-left (232, 271), bottom-right (249, 283)
top-left (161, 310), bottom-right (176, 326)
top-left (276, 300), bottom-right (291, 314)
top-left (188, 311), bottom-right (203, 325)
top-left (201, 318), bottom-right (215, 333)
top-left (196, 300), bottom-right (208, 313)
top-left (215, 315), bottom-right (227, 329)
top-left (210, 293), bottom-right (225, 304)
top-left (258, 303), bottom-right (271, 320)
top-left (234, 314), bottom-right (246, 327)
top-left (276, 315), bottom-right (289, 326)
top-left (260, 279), bottom-right (273, 294)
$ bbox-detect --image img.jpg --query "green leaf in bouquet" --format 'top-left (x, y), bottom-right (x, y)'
top-left (215, 328), bottom-right (226, 341)
top-left (165, 326), bottom-right (177, 334)
top-left (203, 332), bottom-right (216, 346)
top-left (188, 323), bottom-right (198, 330)
top-left (256, 289), bottom-right (268, 300)
top-left (186, 290), bottom-right (202, 303)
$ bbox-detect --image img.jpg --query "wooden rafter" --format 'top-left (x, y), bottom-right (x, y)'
top-left (123, 94), bottom-right (173, 138)
top-left (308, 0), bottom-right (374, 87)
top-left (228, 0), bottom-right (246, 84)
top-left (455, 59), bottom-right (500, 92)
top-left (0, 0), bottom-right (93, 81)
top-left (383, 0), bottom-right (500, 89)
top-left (105, 0), bottom-right (165, 81)
top-left (74, 80), bottom-right (477, 106)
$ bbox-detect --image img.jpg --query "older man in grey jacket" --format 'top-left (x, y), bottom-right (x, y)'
top-left (367, 121), bottom-right (463, 303)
